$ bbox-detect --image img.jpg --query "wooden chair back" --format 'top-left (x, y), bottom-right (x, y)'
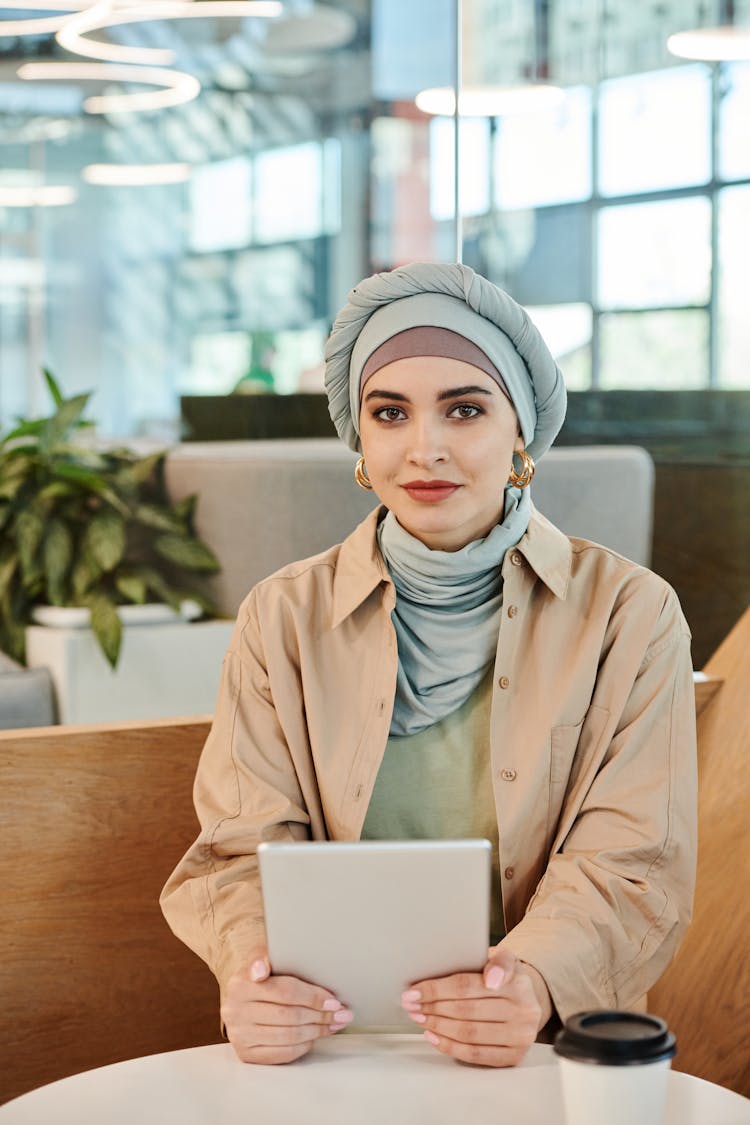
top-left (649, 608), bottom-right (750, 1097)
top-left (0, 716), bottom-right (220, 1106)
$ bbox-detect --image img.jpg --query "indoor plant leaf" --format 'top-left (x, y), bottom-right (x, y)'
top-left (87, 593), bottom-right (122, 669)
top-left (40, 393), bottom-right (92, 451)
top-left (84, 511), bottom-right (126, 573)
top-left (114, 574), bottom-right (148, 605)
top-left (0, 418), bottom-right (45, 446)
top-left (71, 554), bottom-right (103, 600)
top-left (128, 566), bottom-right (183, 612)
top-left (43, 518), bottom-right (74, 606)
top-left (153, 534), bottom-right (220, 572)
top-left (42, 367), bottom-right (64, 408)
top-left (0, 554), bottom-right (18, 599)
top-left (15, 510), bottom-right (46, 579)
top-left (133, 503), bottom-right (184, 533)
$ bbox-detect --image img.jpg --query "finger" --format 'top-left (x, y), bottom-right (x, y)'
top-left (404, 972), bottom-right (487, 1007)
top-left (240, 946), bottom-right (271, 983)
top-left (238, 1001), bottom-right (340, 1028)
top-left (230, 971), bottom-right (344, 1014)
top-left (416, 1011), bottom-right (539, 1048)
top-left (235, 1021), bottom-right (335, 1048)
top-left (483, 948), bottom-right (518, 992)
top-left (422, 1029), bottom-right (532, 1069)
top-left (232, 1039), bottom-right (316, 1066)
top-left (408, 995), bottom-right (521, 1023)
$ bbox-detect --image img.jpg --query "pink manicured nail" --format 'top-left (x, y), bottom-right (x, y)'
top-left (250, 960), bottom-right (267, 981)
top-left (407, 1011), bottom-right (426, 1024)
top-left (333, 1008), bottom-right (354, 1025)
top-left (401, 989), bottom-right (421, 1004)
top-left (485, 966), bottom-right (505, 990)
top-left (424, 1031), bottom-right (440, 1046)
top-left (323, 999), bottom-right (342, 1012)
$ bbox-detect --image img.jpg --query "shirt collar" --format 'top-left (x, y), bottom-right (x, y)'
top-left (331, 500), bottom-right (572, 628)
top-left (331, 506), bottom-right (393, 628)
top-left (515, 504), bottom-right (572, 599)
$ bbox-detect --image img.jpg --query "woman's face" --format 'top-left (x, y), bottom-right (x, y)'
top-left (358, 355), bottom-right (524, 551)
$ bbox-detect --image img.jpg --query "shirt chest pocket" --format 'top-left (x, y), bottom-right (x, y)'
top-left (547, 705), bottom-right (611, 842)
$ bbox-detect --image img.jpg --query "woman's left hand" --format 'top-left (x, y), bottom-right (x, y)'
top-left (401, 948), bottom-right (552, 1067)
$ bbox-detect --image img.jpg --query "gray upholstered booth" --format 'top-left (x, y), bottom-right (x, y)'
top-left (165, 440), bottom-right (654, 619)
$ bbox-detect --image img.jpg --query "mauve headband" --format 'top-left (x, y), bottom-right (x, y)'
top-left (360, 326), bottom-right (512, 403)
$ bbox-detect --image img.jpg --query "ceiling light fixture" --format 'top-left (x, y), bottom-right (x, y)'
top-left (0, 1), bottom-right (97, 37)
top-left (666, 26), bottom-right (750, 61)
top-left (415, 84), bottom-right (565, 118)
top-left (83, 162), bottom-right (192, 185)
top-left (57, 1), bottom-right (282, 66)
top-left (0, 185), bottom-right (77, 206)
top-left (16, 61), bottom-right (201, 113)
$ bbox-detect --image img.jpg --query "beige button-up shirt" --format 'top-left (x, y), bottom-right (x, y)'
top-left (161, 505), bottom-right (697, 1022)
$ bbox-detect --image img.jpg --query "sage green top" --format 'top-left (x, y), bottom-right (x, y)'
top-left (360, 667), bottom-right (504, 945)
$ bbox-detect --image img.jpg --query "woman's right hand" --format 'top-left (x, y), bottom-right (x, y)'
top-left (221, 948), bottom-right (354, 1064)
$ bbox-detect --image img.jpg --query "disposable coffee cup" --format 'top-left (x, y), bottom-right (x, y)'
top-left (554, 1010), bottom-right (677, 1125)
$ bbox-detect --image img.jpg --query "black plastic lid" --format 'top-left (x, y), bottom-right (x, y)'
top-left (554, 1010), bottom-right (677, 1066)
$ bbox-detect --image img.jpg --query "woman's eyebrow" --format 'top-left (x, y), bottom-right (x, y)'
top-left (363, 384), bottom-right (494, 404)
top-left (363, 388), bottom-right (410, 403)
top-left (437, 385), bottom-right (494, 401)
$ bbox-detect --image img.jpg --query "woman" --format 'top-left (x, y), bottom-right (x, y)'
top-left (161, 262), bottom-right (697, 1069)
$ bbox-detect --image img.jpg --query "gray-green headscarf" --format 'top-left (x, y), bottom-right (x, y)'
top-left (325, 261), bottom-right (566, 461)
top-left (324, 262), bottom-right (567, 736)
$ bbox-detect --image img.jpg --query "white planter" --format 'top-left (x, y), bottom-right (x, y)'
top-left (26, 607), bottom-right (234, 725)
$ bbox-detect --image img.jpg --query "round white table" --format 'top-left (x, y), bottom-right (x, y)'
top-left (1, 1036), bottom-right (749, 1124)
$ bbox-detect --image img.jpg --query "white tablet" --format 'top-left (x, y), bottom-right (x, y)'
top-left (257, 839), bottom-right (491, 1030)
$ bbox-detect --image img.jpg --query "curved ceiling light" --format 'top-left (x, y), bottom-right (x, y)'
top-left (16, 62), bottom-right (201, 113)
top-left (0, 1), bottom-right (97, 37)
top-left (0, 185), bottom-right (77, 206)
top-left (416, 84), bottom-right (565, 118)
top-left (667, 27), bottom-right (750, 61)
top-left (83, 162), bottom-right (192, 185)
top-left (57, 1), bottom-right (282, 66)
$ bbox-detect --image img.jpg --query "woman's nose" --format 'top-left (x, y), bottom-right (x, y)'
top-left (406, 419), bottom-right (448, 466)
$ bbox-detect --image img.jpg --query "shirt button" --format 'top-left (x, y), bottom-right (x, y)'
top-left (510, 552), bottom-right (522, 566)
top-left (507, 605), bottom-right (518, 618)
top-left (498, 675), bottom-right (510, 689)
top-left (501, 768), bottom-right (517, 782)
top-left (504, 866), bottom-right (514, 880)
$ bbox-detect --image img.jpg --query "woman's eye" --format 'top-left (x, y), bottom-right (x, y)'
top-left (375, 406), bottom-right (406, 422)
top-left (449, 403), bottom-right (482, 419)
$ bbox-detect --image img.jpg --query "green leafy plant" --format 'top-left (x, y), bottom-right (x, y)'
top-left (0, 370), bottom-right (220, 668)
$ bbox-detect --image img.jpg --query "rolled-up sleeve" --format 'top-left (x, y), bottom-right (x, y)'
top-left (160, 590), bottom-right (311, 998)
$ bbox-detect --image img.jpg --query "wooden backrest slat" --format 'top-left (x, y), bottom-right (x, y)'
top-left (0, 718), bottom-right (219, 1106)
top-left (649, 607), bottom-right (750, 1097)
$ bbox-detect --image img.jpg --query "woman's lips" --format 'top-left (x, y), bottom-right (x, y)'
top-left (401, 480), bottom-right (461, 502)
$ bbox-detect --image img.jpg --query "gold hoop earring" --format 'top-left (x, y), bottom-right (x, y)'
top-left (354, 456), bottom-right (373, 490)
top-left (507, 449), bottom-right (535, 489)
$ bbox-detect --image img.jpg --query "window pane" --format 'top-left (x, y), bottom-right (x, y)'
top-left (598, 65), bottom-right (711, 197)
top-left (255, 143), bottom-right (326, 245)
top-left (526, 304), bottom-right (592, 390)
top-left (494, 86), bottom-right (592, 210)
top-left (598, 197), bottom-right (711, 310)
top-left (430, 117), bottom-right (490, 221)
top-left (718, 185), bottom-right (750, 388)
top-left (719, 63), bottom-right (750, 182)
top-left (599, 310), bottom-right (708, 389)
top-left (189, 157), bottom-right (252, 253)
